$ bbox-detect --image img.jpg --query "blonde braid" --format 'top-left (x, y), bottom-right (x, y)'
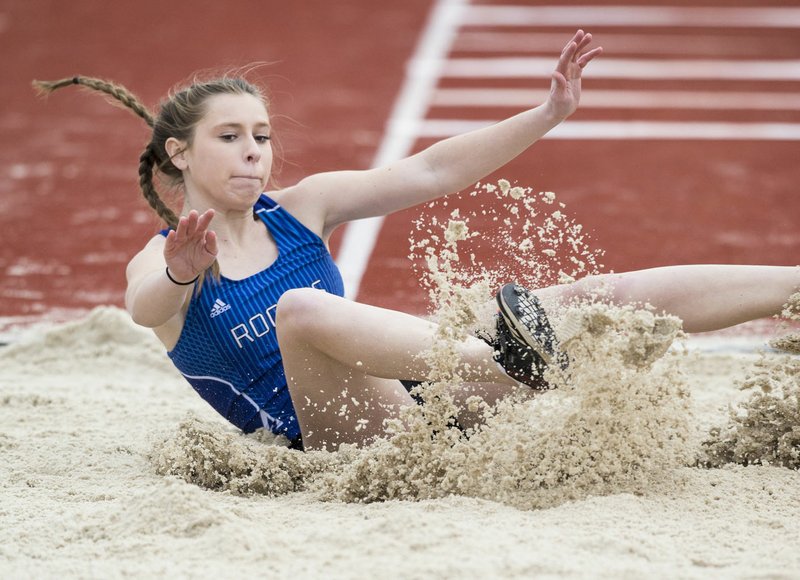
top-left (34, 74), bottom-right (266, 290)
top-left (33, 76), bottom-right (155, 127)
top-left (138, 144), bottom-right (179, 229)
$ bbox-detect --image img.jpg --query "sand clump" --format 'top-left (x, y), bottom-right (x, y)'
top-left (769, 291), bottom-right (800, 354)
top-left (319, 288), bottom-right (692, 510)
top-left (149, 180), bottom-right (700, 511)
top-left (314, 185), bottom-right (693, 508)
top-left (151, 415), bottom-right (327, 496)
top-left (409, 182), bottom-right (604, 296)
top-left (700, 291), bottom-right (800, 469)
top-left (700, 355), bottom-right (800, 469)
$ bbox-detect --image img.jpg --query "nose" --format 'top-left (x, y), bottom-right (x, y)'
top-left (245, 136), bottom-right (262, 163)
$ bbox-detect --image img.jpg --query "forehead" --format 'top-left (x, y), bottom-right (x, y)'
top-left (200, 93), bottom-right (270, 126)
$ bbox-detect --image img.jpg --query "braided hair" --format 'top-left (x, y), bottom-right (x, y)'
top-left (33, 74), bottom-right (268, 283)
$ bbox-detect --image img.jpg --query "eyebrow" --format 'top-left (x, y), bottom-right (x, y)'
top-left (213, 122), bottom-right (271, 131)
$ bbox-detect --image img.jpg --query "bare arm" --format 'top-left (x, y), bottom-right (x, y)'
top-left (291, 30), bottom-right (602, 236)
top-left (125, 210), bottom-right (217, 328)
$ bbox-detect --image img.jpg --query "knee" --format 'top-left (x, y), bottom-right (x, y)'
top-left (275, 287), bottom-right (331, 335)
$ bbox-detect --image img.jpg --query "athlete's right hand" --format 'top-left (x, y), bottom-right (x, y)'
top-left (163, 209), bottom-right (218, 282)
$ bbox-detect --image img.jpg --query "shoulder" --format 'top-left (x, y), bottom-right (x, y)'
top-left (263, 181), bottom-right (328, 240)
top-left (267, 169), bottom-right (379, 240)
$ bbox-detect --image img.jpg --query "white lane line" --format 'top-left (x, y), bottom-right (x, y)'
top-left (453, 31), bottom-right (800, 58)
top-left (335, 0), bottom-right (466, 299)
top-left (414, 120), bottom-right (800, 140)
top-left (432, 88), bottom-right (800, 111)
top-left (442, 57), bottom-right (800, 80)
top-left (461, 6), bottom-right (800, 28)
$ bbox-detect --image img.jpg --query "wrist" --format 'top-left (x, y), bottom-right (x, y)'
top-left (165, 266), bottom-right (199, 286)
top-left (540, 100), bottom-right (568, 125)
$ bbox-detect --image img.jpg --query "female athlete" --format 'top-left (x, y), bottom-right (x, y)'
top-left (34, 31), bottom-right (799, 451)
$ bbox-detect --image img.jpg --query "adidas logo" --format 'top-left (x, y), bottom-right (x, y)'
top-left (210, 299), bottom-right (232, 318)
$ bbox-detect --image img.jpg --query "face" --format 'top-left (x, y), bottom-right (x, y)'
top-left (171, 93), bottom-right (273, 209)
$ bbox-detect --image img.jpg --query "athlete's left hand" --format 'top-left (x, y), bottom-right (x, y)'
top-left (546, 30), bottom-right (602, 120)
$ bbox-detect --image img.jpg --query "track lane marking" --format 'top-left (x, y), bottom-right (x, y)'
top-left (461, 6), bottom-right (800, 28)
top-left (414, 119), bottom-right (800, 140)
top-left (336, 0), bottom-right (467, 299)
top-left (453, 32), bottom-right (800, 57)
top-left (442, 57), bottom-right (800, 80)
top-left (432, 88), bottom-right (800, 111)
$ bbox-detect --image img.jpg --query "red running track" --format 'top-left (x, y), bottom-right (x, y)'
top-left (0, 0), bottom-right (432, 322)
top-left (353, 0), bottom-right (800, 313)
top-left (1, 0), bottom-right (798, 326)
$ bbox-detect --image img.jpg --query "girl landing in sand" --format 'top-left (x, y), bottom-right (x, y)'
top-left (35, 31), bottom-right (799, 451)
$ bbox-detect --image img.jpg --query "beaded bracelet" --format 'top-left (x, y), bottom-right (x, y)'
top-left (165, 266), bottom-right (199, 286)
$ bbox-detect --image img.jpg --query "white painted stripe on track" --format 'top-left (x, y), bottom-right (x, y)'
top-left (442, 57), bottom-right (800, 80)
top-left (453, 32), bottom-right (800, 57)
top-left (335, 0), bottom-right (466, 300)
top-left (432, 88), bottom-right (800, 111)
top-left (414, 120), bottom-right (800, 140)
top-left (461, 6), bottom-right (800, 28)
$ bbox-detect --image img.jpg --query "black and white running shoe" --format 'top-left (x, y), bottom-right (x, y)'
top-left (482, 283), bottom-right (568, 390)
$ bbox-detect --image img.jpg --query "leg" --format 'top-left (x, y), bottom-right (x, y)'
top-left (534, 265), bottom-right (800, 333)
top-left (276, 288), bottom-right (516, 450)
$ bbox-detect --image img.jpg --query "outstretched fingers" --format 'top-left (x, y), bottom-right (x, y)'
top-left (577, 46), bottom-right (603, 69)
top-left (556, 30), bottom-right (602, 72)
top-left (548, 30), bottom-right (602, 119)
top-left (174, 211), bottom-right (195, 243)
top-left (575, 31), bottom-right (593, 54)
top-left (163, 209), bottom-right (218, 279)
top-left (196, 209), bottom-right (215, 235)
top-left (556, 40), bottom-right (579, 75)
top-left (175, 209), bottom-right (215, 242)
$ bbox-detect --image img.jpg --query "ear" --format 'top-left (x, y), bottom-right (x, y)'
top-left (165, 137), bottom-right (188, 171)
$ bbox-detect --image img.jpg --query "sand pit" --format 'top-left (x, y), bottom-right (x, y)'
top-left (3, 183), bottom-right (798, 577)
top-left (1, 303), bottom-right (799, 578)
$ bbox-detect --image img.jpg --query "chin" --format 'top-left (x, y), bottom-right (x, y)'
top-left (230, 184), bottom-right (264, 199)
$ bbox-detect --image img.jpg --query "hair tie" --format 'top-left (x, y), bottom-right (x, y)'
top-left (72, 76), bottom-right (80, 85)
top-left (165, 266), bottom-right (199, 286)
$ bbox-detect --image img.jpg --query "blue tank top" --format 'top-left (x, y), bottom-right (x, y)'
top-left (162, 194), bottom-right (345, 441)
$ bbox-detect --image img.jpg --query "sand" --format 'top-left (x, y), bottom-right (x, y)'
top-left (3, 182), bottom-right (799, 578)
top-left (1, 307), bottom-right (799, 578)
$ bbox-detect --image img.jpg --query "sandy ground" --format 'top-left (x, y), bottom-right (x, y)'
top-left (1, 306), bottom-right (799, 579)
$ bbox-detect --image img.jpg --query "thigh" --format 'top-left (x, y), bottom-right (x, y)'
top-left (287, 352), bottom-right (416, 451)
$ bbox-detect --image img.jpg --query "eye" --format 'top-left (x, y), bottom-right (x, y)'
top-left (220, 134), bottom-right (237, 142)
top-left (255, 135), bottom-right (271, 144)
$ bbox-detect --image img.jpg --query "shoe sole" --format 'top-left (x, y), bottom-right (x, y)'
top-left (496, 284), bottom-right (555, 366)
